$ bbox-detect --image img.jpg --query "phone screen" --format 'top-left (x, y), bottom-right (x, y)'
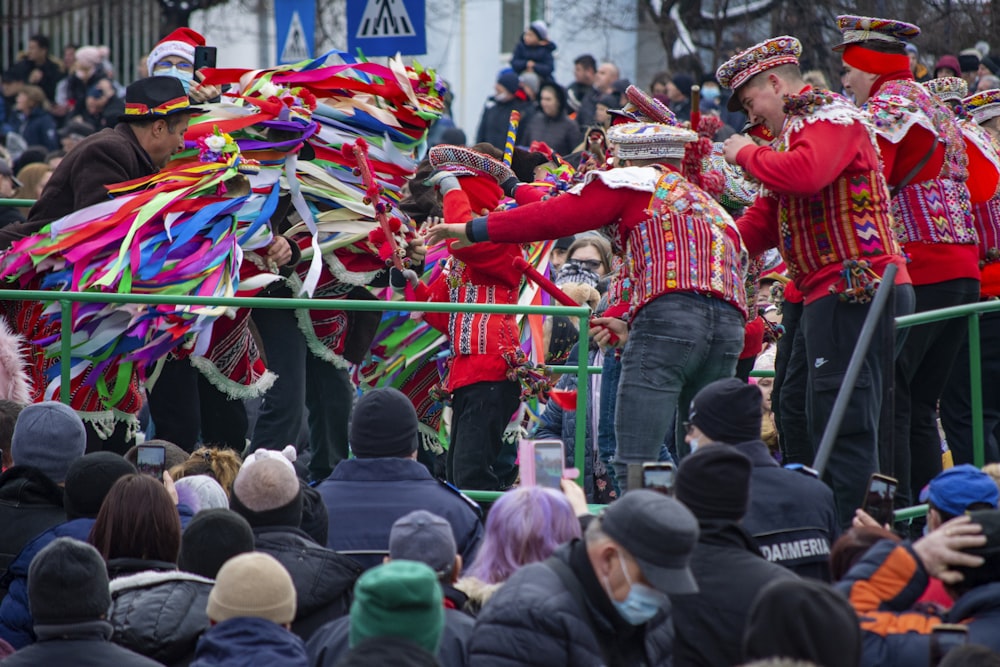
top-left (534, 442), bottom-right (564, 490)
top-left (929, 625), bottom-right (968, 666)
top-left (136, 445), bottom-right (166, 482)
top-left (642, 464), bottom-right (675, 494)
top-left (863, 475), bottom-right (897, 526)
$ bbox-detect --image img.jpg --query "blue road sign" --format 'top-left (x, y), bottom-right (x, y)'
top-left (347, 0), bottom-right (426, 57)
top-left (276, 0), bottom-right (315, 64)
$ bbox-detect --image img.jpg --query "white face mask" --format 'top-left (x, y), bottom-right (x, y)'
top-left (688, 437), bottom-right (701, 454)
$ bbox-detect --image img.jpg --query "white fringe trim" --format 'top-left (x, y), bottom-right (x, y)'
top-left (293, 307), bottom-right (350, 369)
top-left (323, 252), bottom-right (382, 286)
top-left (189, 355), bottom-right (279, 400)
top-left (77, 409), bottom-right (140, 441)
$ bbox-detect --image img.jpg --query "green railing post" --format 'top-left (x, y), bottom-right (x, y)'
top-left (969, 312), bottom-right (985, 468)
top-left (59, 300), bottom-right (72, 406)
top-left (574, 315), bottom-right (589, 488)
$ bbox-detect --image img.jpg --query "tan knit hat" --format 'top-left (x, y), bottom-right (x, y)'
top-left (206, 552), bottom-right (297, 625)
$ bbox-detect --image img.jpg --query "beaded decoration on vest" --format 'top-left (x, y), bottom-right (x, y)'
top-left (867, 80), bottom-right (977, 246)
top-left (767, 90), bottom-right (901, 301)
top-left (622, 170), bottom-right (748, 318)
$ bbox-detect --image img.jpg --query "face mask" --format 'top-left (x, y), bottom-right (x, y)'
top-left (701, 87), bottom-right (720, 102)
top-left (603, 551), bottom-right (665, 625)
top-left (162, 67), bottom-right (194, 94)
top-left (688, 437), bottom-right (701, 454)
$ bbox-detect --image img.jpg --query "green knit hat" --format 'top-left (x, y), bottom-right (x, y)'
top-left (348, 561), bottom-right (445, 655)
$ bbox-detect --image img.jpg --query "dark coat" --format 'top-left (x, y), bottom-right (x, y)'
top-left (317, 457), bottom-right (483, 571)
top-left (106, 569), bottom-right (215, 666)
top-left (521, 111), bottom-right (581, 157)
top-left (669, 521), bottom-right (798, 667)
top-left (190, 616), bottom-right (309, 667)
top-left (0, 620), bottom-right (162, 667)
top-left (16, 107), bottom-right (58, 150)
top-left (305, 606), bottom-right (473, 667)
top-left (0, 207), bottom-right (24, 229)
top-left (0, 517), bottom-right (95, 649)
top-left (0, 123), bottom-right (156, 248)
top-left (467, 541), bottom-right (674, 666)
top-left (8, 58), bottom-right (64, 104)
top-left (732, 440), bottom-right (840, 581)
top-left (475, 95), bottom-right (533, 151)
top-left (510, 40), bottom-right (557, 81)
top-left (0, 466), bottom-right (65, 585)
top-left (251, 525), bottom-right (362, 639)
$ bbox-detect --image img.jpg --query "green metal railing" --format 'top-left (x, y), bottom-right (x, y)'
top-left (0, 288), bottom-right (593, 503)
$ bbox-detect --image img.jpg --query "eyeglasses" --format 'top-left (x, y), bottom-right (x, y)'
top-left (683, 421), bottom-right (694, 434)
top-left (153, 60), bottom-right (193, 73)
top-left (569, 258), bottom-right (603, 272)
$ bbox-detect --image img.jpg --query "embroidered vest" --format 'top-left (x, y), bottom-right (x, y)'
top-left (622, 170), bottom-right (748, 317)
top-left (972, 198), bottom-right (1000, 267)
top-left (445, 259), bottom-right (520, 356)
top-left (867, 80), bottom-right (978, 246)
top-left (770, 92), bottom-right (901, 281)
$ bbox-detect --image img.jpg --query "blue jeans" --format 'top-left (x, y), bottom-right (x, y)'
top-left (613, 292), bottom-right (744, 490)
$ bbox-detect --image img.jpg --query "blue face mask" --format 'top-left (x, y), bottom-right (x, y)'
top-left (604, 551), bottom-right (666, 625)
top-left (688, 436), bottom-right (701, 454)
top-left (701, 86), bottom-right (721, 102)
top-left (159, 66), bottom-right (194, 94)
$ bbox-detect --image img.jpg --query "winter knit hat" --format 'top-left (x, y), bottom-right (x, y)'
top-left (12, 401), bottom-right (87, 483)
top-left (178, 508), bottom-right (256, 579)
top-left (175, 474), bottom-right (229, 514)
top-left (389, 510), bottom-right (458, 576)
top-left (28, 537), bottom-right (111, 625)
top-left (349, 561), bottom-right (445, 655)
top-left (689, 378), bottom-right (763, 444)
top-left (230, 457), bottom-right (303, 528)
top-left (207, 552), bottom-right (297, 625)
top-left (146, 27), bottom-right (205, 75)
top-left (350, 387), bottom-right (419, 458)
top-left (743, 577), bottom-right (861, 667)
top-left (63, 452), bottom-right (137, 519)
top-left (529, 20), bottom-right (548, 41)
top-left (497, 69), bottom-right (520, 96)
top-left (676, 446), bottom-right (753, 522)
top-left (74, 45), bottom-right (107, 70)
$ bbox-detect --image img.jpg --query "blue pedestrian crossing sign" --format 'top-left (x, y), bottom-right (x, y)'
top-left (347, 0), bottom-right (427, 57)
top-left (275, 0), bottom-right (315, 64)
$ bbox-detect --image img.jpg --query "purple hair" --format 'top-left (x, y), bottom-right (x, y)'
top-left (465, 486), bottom-right (581, 584)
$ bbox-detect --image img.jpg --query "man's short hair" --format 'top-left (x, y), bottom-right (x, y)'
top-left (128, 113), bottom-right (190, 133)
top-left (574, 55), bottom-right (597, 71)
top-left (746, 63), bottom-right (803, 88)
top-left (29, 34), bottom-right (50, 52)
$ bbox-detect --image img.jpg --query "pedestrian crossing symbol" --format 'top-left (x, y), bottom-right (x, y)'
top-left (280, 11), bottom-right (311, 62)
top-left (356, 0), bottom-right (416, 38)
top-left (347, 0), bottom-right (426, 56)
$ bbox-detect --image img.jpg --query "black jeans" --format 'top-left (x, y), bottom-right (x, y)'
top-left (250, 308), bottom-right (354, 482)
top-left (941, 309), bottom-right (1000, 466)
top-left (773, 299), bottom-right (810, 464)
top-left (893, 278), bottom-right (980, 505)
top-left (802, 284), bottom-right (914, 527)
top-left (447, 380), bottom-right (521, 491)
top-left (147, 358), bottom-right (249, 452)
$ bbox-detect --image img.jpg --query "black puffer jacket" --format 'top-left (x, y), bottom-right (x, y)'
top-left (468, 540), bottom-right (674, 666)
top-left (0, 466), bottom-right (65, 584)
top-left (252, 525), bottom-right (362, 639)
top-left (107, 569), bottom-right (214, 666)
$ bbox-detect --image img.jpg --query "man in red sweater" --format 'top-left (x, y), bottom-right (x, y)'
top-left (717, 36), bottom-right (914, 526)
top-left (835, 15), bottom-right (982, 507)
top-left (427, 123), bottom-right (748, 491)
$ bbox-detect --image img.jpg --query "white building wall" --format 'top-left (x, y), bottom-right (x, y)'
top-left (187, 0), bottom-right (643, 137)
